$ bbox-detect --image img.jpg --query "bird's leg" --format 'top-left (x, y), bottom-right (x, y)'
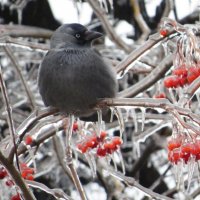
top-left (64, 114), bottom-right (88, 200)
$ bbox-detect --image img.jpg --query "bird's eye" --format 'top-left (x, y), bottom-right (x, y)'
top-left (75, 34), bottom-right (81, 39)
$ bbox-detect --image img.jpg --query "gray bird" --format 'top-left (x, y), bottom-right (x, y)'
top-left (38, 23), bottom-right (117, 117)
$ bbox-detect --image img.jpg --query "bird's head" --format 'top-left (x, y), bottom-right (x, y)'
top-left (50, 23), bottom-right (103, 49)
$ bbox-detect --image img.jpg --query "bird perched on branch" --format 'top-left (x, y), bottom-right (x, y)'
top-left (38, 23), bottom-right (117, 117)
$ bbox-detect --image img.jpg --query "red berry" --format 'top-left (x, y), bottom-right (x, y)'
top-left (11, 193), bottom-right (21, 200)
top-left (97, 148), bottom-right (107, 157)
top-left (104, 142), bottom-right (117, 154)
top-left (5, 179), bottom-right (14, 187)
top-left (112, 137), bottom-right (123, 146)
top-left (191, 141), bottom-right (200, 156)
top-left (25, 135), bottom-right (33, 145)
top-left (73, 122), bottom-right (78, 131)
top-left (77, 143), bottom-right (88, 153)
top-left (164, 76), bottom-right (180, 88)
top-left (154, 93), bottom-right (166, 99)
top-left (167, 138), bottom-right (182, 151)
top-left (187, 67), bottom-right (200, 84)
top-left (160, 29), bottom-right (168, 37)
top-left (100, 131), bottom-right (107, 140)
top-left (170, 149), bottom-right (181, 164)
top-left (173, 67), bottom-right (188, 77)
top-left (181, 143), bottom-right (192, 154)
top-left (21, 168), bottom-right (34, 179)
top-left (20, 163), bottom-right (27, 169)
top-left (180, 151), bottom-right (190, 164)
top-left (26, 174), bottom-right (34, 181)
top-left (178, 76), bottom-right (188, 87)
top-left (0, 168), bottom-right (7, 179)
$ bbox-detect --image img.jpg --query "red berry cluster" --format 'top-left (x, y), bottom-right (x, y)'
top-left (0, 166), bottom-right (21, 199)
top-left (20, 163), bottom-right (35, 181)
top-left (77, 131), bottom-right (123, 157)
top-left (167, 136), bottom-right (200, 164)
top-left (164, 65), bottom-right (200, 88)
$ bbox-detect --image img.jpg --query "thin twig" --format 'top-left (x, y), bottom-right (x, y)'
top-left (130, 0), bottom-right (150, 41)
top-left (26, 180), bottom-right (73, 200)
top-left (9, 107), bottom-right (59, 161)
top-left (0, 150), bottom-right (36, 200)
top-left (99, 97), bottom-right (200, 134)
top-left (0, 24), bottom-right (53, 38)
top-left (108, 170), bottom-right (174, 200)
top-left (3, 45), bottom-right (35, 109)
top-left (64, 116), bottom-right (88, 200)
top-left (86, 0), bottom-right (132, 53)
top-left (118, 54), bottom-right (173, 97)
top-left (52, 135), bottom-right (73, 181)
top-left (0, 64), bottom-right (19, 169)
top-left (115, 31), bottom-right (175, 73)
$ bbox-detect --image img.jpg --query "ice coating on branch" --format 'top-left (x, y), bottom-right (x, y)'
top-left (85, 152), bottom-right (97, 178)
top-left (131, 109), bottom-right (138, 133)
top-left (113, 108), bottom-right (124, 138)
top-left (140, 107), bottom-right (146, 132)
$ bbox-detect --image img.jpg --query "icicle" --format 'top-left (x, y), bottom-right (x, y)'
top-left (132, 140), bottom-right (141, 158)
top-left (84, 152), bottom-right (96, 178)
top-left (110, 154), bottom-right (118, 172)
top-left (65, 115), bottom-right (75, 147)
top-left (108, 0), bottom-right (113, 10)
top-left (196, 93), bottom-right (200, 108)
top-left (168, 88), bottom-right (177, 104)
top-left (17, 8), bottom-right (22, 24)
top-left (26, 145), bottom-right (37, 172)
top-left (113, 107), bottom-right (124, 138)
top-left (109, 107), bottom-right (114, 122)
top-left (117, 150), bottom-right (125, 175)
top-left (186, 157), bottom-right (196, 192)
top-left (140, 107), bottom-right (146, 132)
top-left (176, 160), bottom-right (184, 190)
top-left (130, 109), bottom-right (138, 132)
top-left (96, 109), bottom-right (103, 137)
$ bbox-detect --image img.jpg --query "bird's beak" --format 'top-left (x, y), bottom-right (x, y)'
top-left (84, 30), bottom-right (103, 41)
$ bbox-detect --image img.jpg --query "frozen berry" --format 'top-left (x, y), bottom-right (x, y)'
top-left (154, 93), bottom-right (166, 99)
top-left (25, 135), bottom-right (33, 145)
top-left (173, 67), bottom-right (188, 77)
top-left (160, 29), bottom-right (168, 37)
top-left (97, 148), bottom-right (107, 157)
top-left (0, 168), bottom-right (7, 179)
top-left (11, 193), bottom-right (21, 200)
top-left (73, 122), bottom-right (78, 131)
top-left (164, 76), bottom-right (180, 88)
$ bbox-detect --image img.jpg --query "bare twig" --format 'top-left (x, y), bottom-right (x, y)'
top-left (64, 116), bottom-right (88, 200)
top-left (0, 37), bottom-right (49, 51)
top-left (115, 31), bottom-right (175, 74)
top-left (130, 0), bottom-right (151, 41)
top-left (108, 170), bottom-right (174, 200)
top-left (118, 54), bottom-right (173, 97)
top-left (0, 64), bottom-right (19, 169)
top-left (0, 24), bottom-right (52, 38)
top-left (0, 151), bottom-right (36, 200)
top-left (9, 107), bottom-right (59, 161)
top-left (3, 45), bottom-right (35, 109)
top-left (99, 97), bottom-right (200, 134)
top-left (86, 0), bottom-right (132, 53)
top-left (26, 180), bottom-right (73, 200)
